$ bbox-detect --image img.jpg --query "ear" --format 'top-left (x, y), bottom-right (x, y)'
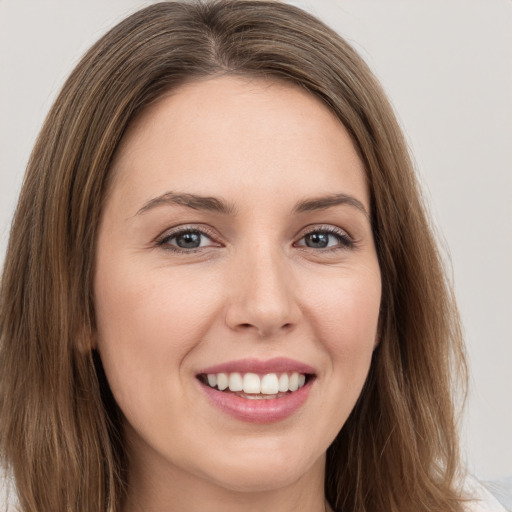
top-left (373, 332), bottom-right (380, 351)
top-left (373, 299), bottom-right (385, 351)
top-left (76, 323), bottom-right (97, 354)
top-left (90, 332), bottom-right (98, 351)
top-left (373, 311), bottom-right (383, 350)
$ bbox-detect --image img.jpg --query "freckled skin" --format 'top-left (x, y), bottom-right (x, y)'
top-left (94, 77), bottom-right (381, 512)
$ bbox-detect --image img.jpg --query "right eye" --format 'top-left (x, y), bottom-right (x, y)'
top-left (157, 228), bottom-right (220, 252)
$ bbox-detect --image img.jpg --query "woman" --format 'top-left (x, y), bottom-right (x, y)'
top-left (0, 1), bottom-right (503, 511)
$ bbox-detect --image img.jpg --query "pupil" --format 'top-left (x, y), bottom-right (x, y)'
top-left (306, 233), bottom-right (328, 248)
top-left (176, 232), bottom-right (201, 248)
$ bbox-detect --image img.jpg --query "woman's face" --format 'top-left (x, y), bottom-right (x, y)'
top-left (94, 77), bottom-right (381, 496)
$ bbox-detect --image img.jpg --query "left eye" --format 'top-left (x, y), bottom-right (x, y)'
top-left (296, 230), bottom-right (352, 249)
top-left (159, 229), bottom-right (215, 250)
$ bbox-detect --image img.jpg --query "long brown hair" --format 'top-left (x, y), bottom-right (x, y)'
top-left (0, 1), bottom-right (467, 511)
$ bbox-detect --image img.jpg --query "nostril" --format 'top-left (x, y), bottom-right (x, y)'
top-left (236, 321), bottom-right (294, 334)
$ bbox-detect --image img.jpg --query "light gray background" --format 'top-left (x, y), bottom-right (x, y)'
top-left (0, 0), bottom-right (511, 483)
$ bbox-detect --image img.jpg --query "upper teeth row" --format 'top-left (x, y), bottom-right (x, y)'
top-left (206, 372), bottom-right (306, 394)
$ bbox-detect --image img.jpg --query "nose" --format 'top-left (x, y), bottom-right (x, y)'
top-left (224, 244), bottom-right (302, 337)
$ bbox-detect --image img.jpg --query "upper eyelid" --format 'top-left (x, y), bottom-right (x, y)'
top-left (156, 224), bottom-right (219, 243)
top-left (295, 224), bottom-right (353, 240)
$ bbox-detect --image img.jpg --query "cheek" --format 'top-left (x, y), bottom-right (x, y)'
top-left (312, 264), bottom-right (380, 336)
top-left (309, 266), bottom-right (381, 386)
top-left (93, 259), bottom-right (221, 415)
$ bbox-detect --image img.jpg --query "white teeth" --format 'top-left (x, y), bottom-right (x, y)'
top-left (216, 373), bottom-right (228, 391)
top-left (278, 373), bottom-right (289, 392)
top-left (228, 372), bottom-right (243, 392)
top-left (261, 373), bottom-right (279, 394)
top-left (204, 371), bottom-right (308, 395)
top-left (289, 372), bottom-right (299, 391)
top-left (243, 373), bottom-right (260, 394)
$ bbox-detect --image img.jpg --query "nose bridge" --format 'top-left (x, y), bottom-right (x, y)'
top-left (225, 237), bottom-right (300, 336)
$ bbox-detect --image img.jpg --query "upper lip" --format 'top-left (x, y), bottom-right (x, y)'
top-left (197, 357), bottom-right (316, 376)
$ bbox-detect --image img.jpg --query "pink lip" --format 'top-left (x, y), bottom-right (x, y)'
top-left (199, 379), bottom-right (313, 423)
top-left (198, 357), bottom-right (316, 376)
top-left (196, 357), bottom-right (316, 424)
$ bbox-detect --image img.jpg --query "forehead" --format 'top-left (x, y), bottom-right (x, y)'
top-left (109, 75), bottom-right (368, 213)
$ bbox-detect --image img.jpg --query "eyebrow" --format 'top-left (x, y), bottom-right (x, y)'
top-left (136, 191), bottom-right (368, 218)
top-left (293, 193), bottom-right (369, 218)
top-left (136, 192), bottom-right (236, 216)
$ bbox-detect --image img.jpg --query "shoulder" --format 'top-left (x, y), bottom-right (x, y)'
top-left (463, 476), bottom-right (510, 512)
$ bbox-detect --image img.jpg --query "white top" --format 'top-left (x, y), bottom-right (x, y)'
top-left (464, 477), bottom-right (509, 512)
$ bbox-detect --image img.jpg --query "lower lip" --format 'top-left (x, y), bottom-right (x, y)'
top-left (199, 379), bottom-right (313, 423)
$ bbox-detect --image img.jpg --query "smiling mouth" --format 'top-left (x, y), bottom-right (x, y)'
top-left (198, 372), bottom-right (312, 399)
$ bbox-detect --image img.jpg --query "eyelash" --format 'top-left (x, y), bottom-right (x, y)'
top-left (156, 226), bottom-right (220, 253)
top-left (156, 225), bottom-right (354, 253)
top-left (294, 225), bottom-right (354, 251)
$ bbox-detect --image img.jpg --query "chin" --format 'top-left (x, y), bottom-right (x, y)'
top-left (194, 441), bottom-right (326, 494)
top-left (206, 464), bottom-right (312, 494)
